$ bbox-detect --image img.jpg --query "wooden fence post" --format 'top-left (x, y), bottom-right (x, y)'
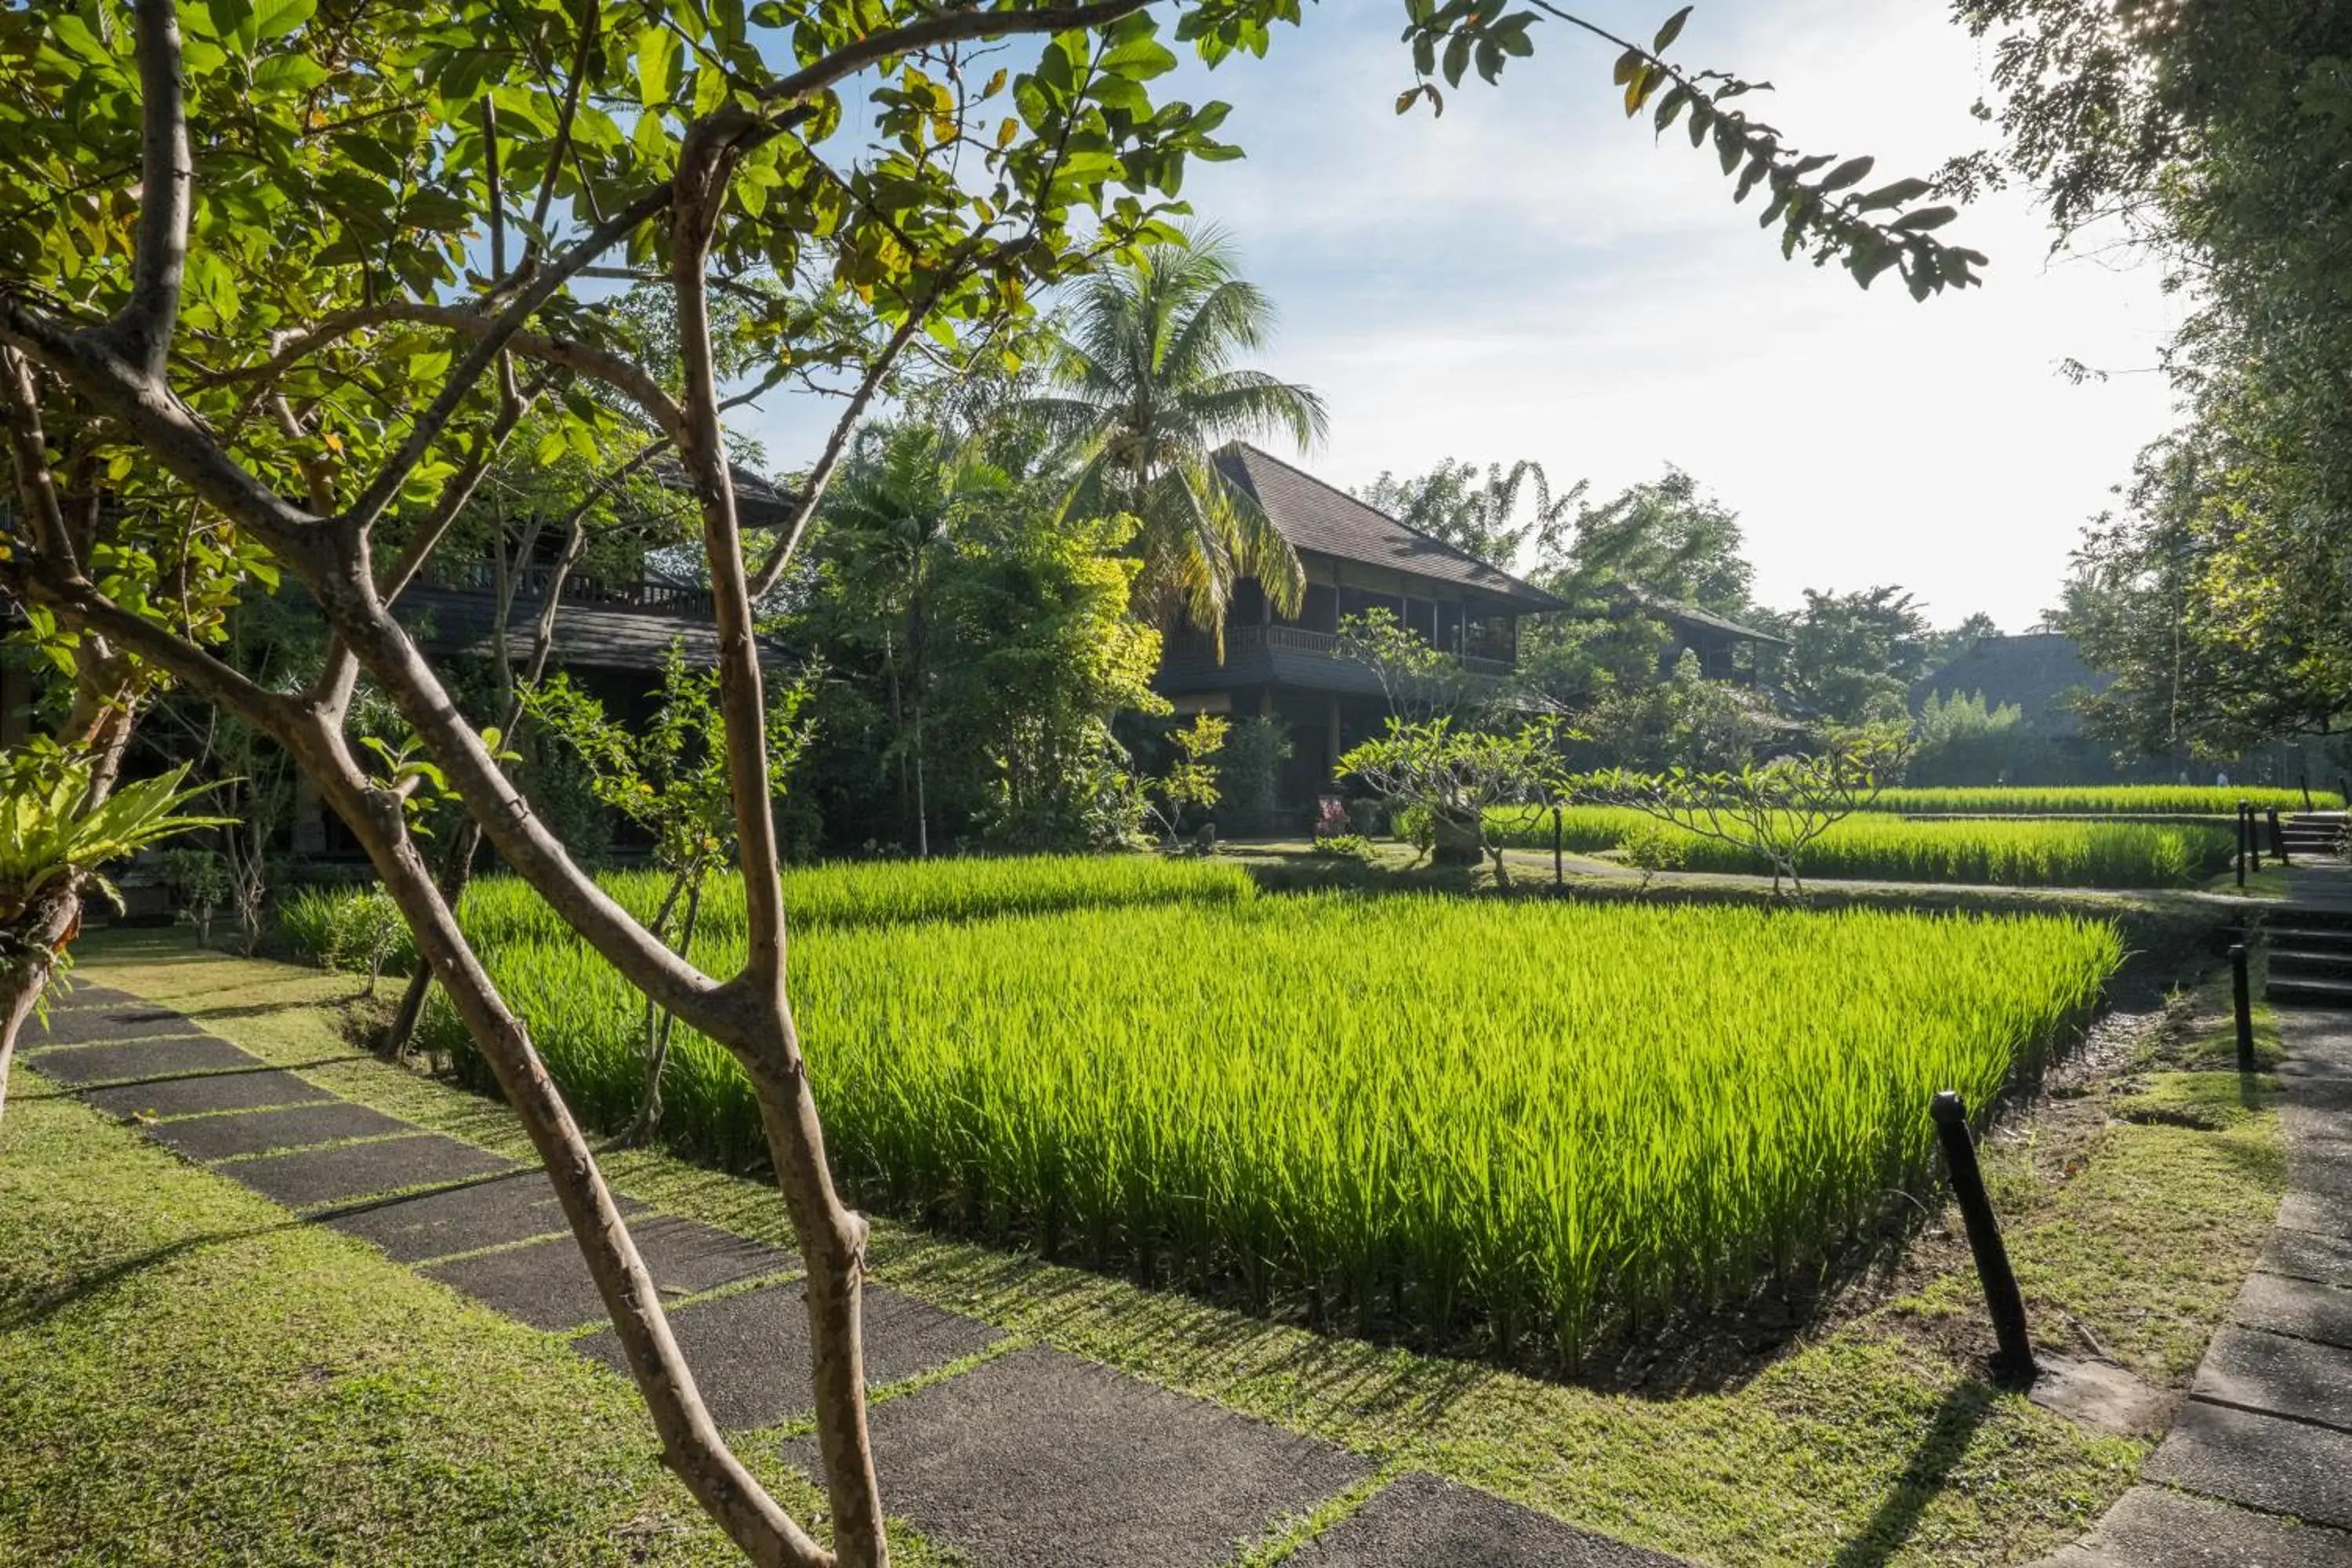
top-left (1929, 1091), bottom-right (2038, 1385)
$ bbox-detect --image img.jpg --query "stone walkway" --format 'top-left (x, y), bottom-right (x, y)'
top-left (2039, 1007), bottom-right (2352, 1566)
top-left (20, 983), bottom-right (1679, 1568)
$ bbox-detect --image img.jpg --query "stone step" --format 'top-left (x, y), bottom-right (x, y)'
top-left (2270, 975), bottom-right (2352, 1010)
top-left (2272, 949), bottom-right (2352, 980)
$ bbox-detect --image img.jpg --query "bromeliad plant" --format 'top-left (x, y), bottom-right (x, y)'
top-left (0, 746), bottom-right (229, 1117)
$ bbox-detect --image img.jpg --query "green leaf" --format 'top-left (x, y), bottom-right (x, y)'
top-left (252, 54), bottom-right (329, 93)
top-left (1892, 205), bottom-right (1958, 232)
top-left (1856, 176), bottom-right (1933, 212)
top-left (1818, 155), bottom-right (1875, 192)
top-left (1653, 5), bottom-right (1693, 53)
top-left (637, 27), bottom-right (679, 111)
top-left (45, 14), bottom-right (114, 65)
top-left (250, 0), bottom-right (316, 40)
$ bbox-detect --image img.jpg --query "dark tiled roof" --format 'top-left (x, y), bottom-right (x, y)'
top-left (1912, 632), bottom-right (2111, 735)
top-left (645, 459), bottom-right (795, 529)
top-left (1214, 445), bottom-right (1566, 611)
top-left (1621, 587), bottom-right (1789, 648)
top-left (398, 587), bottom-right (768, 673)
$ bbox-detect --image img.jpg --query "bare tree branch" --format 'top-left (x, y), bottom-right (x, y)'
top-left (106, 0), bottom-right (191, 381)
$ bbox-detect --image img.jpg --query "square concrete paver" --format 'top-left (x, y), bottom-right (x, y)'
top-left (1289, 1472), bottom-right (1685, 1566)
top-left (2290, 1142), bottom-right (2352, 1204)
top-left (2263, 1227), bottom-right (2352, 1288)
top-left (223, 1134), bottom-right (514, 1210)
top-left (2045, 1485), bottom-right (2352, 1567)
top-left (423, 1215), bottom-right (793, 1332)
top-left (2192, 1327), bottom-right (2352, 1431)
top-left (46, 985), bottom-right (139, 1010)
top-left (785, 1345), bottom-right (1370, 1568)
top-left (2280, 1192), bottom-right (2352, 1240)
top-left (81, 1069), bottom-right (334, 1120)
top-left (25, 1002), bottom-right (206, 1048)
top-left (322, 1171), bottom-right (619, 1264)
top-left (2147, 1399), bottom-right (2352, 1530)
top-left (584, 1281), bottom-right (1000, 1433)
top-left (29, 1036), bottom-right (262, 1086)
top-left (146, 1102), bottom-right (414, 1163)
top-left (2231, 1272), bottom-right (2352, 1349)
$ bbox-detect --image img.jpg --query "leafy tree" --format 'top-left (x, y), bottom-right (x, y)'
top-left (1908, 688), bottom-right (2032, 786)
top-left (1585, 722), bottom-right (1911, 895)
top-left (1336, 606), bottom-right (1475, 721)
top-left (1024, 230), bottom-right (1326, 633)
top-left (1337, 716), bottom-right (1559, 882)
top-left (1140, 712), bottom-right (1227, 847)
top-left (1923, 610), bottom-right (2002, 674)
top-left (1584, 648), bottom-right (1780, 771)
top-left (1762, 586), bottom-right (1932, 724)
top-left (1519, 466), bottom-right (1759, 705)
top-left (1214, 715), bottom-right (1291, 836)
top-left (1958, 0), bottom-right (2352, 756)
top-left (528, 645), bottom-right (815, 1142)
top-left (1356, 457), bottom-right (1577, 569)
top-left (0, 1), bottom-right (1981, 1558)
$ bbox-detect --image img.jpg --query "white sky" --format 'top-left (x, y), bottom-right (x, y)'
top-left (737, 0), bottom-right (2183, 632)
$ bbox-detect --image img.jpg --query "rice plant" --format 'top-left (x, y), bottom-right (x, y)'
top-left (415, 896), bottom-right (2121, 1362)
top-left (278, 854), bottom-right (1257, 972)
top-left (1494, 807), bottom-right (2233, 887)
top-left (1867, 785), bottom-right (2336, 816)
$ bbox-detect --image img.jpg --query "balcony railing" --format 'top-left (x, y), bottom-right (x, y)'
top-left (1170, 622), bottom-right (1515, 677)
top-left (414, 561), bottom-right (715, 619)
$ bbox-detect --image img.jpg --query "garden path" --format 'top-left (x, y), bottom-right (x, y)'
top-left (21, 985), bottom-right (1681, 1568)
top-left (2037, 1005), bottom-right (2352, 1566)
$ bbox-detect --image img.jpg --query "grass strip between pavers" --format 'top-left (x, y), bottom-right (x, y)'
top-left (14, 929), bottom-right (2296, 1568)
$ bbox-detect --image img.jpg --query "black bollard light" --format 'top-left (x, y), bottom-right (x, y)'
top-left (2231, 942), bottom-right (2256, 1073)
top-left (2242, 800), bottom-right (2262, 870)
top-left (1930, 1091), bottom-right (2038, 1385)
top-left (2270, 806), bottom-right (2291, 868)
top-left (2237, 808), bottom-right (2249, 888)
top-left (1552, 804), bottom-right (1564, 891)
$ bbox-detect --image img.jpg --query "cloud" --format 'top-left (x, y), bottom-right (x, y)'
top-left (738, 0), bottom-right (2183, 630)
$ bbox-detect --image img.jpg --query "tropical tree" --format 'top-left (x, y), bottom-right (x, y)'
top-left (0, 1), bottom-right (1983, 1560)
top-left (1356, 457), bottom-right (1579, 570)
top-left (1025, 230), bottom-right (1327, 632)
top-left (1956, 0), bottom-right (2352, 757)
top-left (818, 423), bottom-right (1011, 856)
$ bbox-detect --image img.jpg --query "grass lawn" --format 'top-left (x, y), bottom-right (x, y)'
top-left (0, 930), bottom-right (2289, 1567)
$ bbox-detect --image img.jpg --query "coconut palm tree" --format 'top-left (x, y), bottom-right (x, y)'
top-left (1024, 230), bottom-right (1327, 634)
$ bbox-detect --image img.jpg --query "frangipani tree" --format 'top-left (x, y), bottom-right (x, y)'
top-left (0, 2), bottom-right (1981, 1563)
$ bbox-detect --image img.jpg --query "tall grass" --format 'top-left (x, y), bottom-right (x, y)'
top-left (1495, 806), bottom-right (2234, 887)
top-left (416, 896), bottom-right (2120, 1360)
top-left (1868, 785), bottom-right (2336, 816)
top-left (278, 854), bottom-right (1257, 973)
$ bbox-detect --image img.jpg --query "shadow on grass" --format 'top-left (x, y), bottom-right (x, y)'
top-left (1827, 1378), bottom-right (2000, 1568)
top-left (0, 1220), bottom-right (307, 1332)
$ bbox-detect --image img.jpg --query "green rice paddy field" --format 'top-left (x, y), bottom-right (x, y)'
top-left (1868, 784), bottom-right (2336, 816)
top-left (286, 862), bottom-right (2130, 1362)
top-left (1494, 806), bottom-right (2234, 887)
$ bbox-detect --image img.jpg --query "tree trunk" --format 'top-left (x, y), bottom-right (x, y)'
top-left (289, 717), bottom-right (830, 1567)
top-left (0, 888), bottom-right (81, 1130)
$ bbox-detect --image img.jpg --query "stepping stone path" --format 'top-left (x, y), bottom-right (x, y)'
top-left (2041, 1008), bottom-right (2352, 1565)
top-left (20, 982), bottom-right (1682, 1566)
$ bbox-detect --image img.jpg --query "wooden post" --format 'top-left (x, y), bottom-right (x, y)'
top-left (2242, 800), bottom-right (2260, 870)
top-left (2270, 806), bottom-right (2290, 867)
top-left (2231, 943), bottom-right (2256, 1073)
top-left (2237, 807), bottom-right (2249, 889)
top-left (1930, 1091), bottom-right (2037, 1385)
top-left (1552, 804), bottom-right (1563, 891)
